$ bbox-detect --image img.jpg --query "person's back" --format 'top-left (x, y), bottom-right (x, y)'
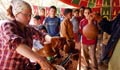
top-left (88, 12), bottom-right (120, 70)
top-left (95, 14), bottom-right (120, 70)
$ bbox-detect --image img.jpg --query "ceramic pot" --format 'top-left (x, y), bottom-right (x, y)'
top-left (83, 22), bottom-right (98, 40)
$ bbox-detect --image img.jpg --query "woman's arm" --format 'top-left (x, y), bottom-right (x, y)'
top-left (45, 34), bottom-right (52, 42)
top-left (16, 44), bottom-right (55, 70)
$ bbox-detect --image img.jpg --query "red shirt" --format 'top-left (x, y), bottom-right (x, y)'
top-left (0, 20), bottom-right (46, 70)
top-left (79, 18), bottom-right (96, 45)
top-left (40, 16), bottom-right (45, 24)
top-left (76, 16), bottom-right (84, 23)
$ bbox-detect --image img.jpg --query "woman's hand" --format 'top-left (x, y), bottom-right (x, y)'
top-left (45, 35), bottom-right (52, 42)
top-left (16, 44), bottom-right (55, 70)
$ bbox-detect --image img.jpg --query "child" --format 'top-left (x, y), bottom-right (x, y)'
top-left (60, 8), bottom-right (75, 53)
top-left (43, 6), bottom-right (60, 36)
top-left (32, 15), bottom-right (47, 51)
top-left (39, 8), bottom-right (45, 24)
top-left (33, 15), bottom-right (41, 25)
top-left (32, 25), bottom-right (47, 51)
top-left (71, 9), bottom-right (80, 43)
top-left (79, 7), bottom-right (98, 70)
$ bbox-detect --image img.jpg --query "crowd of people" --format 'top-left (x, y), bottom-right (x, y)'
top-left (32, 6), bottom-right (100, 70)
top-left (0, 0), bottom-right (120, 70)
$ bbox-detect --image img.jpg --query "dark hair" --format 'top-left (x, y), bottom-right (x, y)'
top-left (7, 5), bottom-right (15, 18)
top-left (85, 7), bottom-right (92, 13)
top-left (38, 25), bottom-right (47, 32)
top-left (40, 8), bottom-right (45, 11)
top-left (73, 9), bottom-right (79, 13)
top-left (50, 6), bottom-right (57, 10)
top-left (63, 8), bottom-right (72, 16)
top-left (80, 6), bottom-right (85, 10)
top-left (34, 15), bottom-right (41, 20)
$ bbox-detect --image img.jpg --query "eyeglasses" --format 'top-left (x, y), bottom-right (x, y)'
top-left (20, 12), bottom-right (33, 17)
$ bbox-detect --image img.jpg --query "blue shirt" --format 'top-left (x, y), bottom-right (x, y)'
top-left (71, 16), bottom-right (79, 33)
top-left (43, 16), bottom-right (60, 36)
top-left (33, 39), bottom-right (43, 50)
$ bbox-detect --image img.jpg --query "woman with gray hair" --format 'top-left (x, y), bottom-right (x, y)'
top-left (0, 0), bottom-right (55, 70)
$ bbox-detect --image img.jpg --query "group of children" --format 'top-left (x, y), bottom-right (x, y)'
top-left (31, 5), bottom-right (102, 70)
top-left (0, 0), bottom-right (119, 70)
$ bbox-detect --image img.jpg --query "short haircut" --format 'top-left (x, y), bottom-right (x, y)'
top-left (50, 6), bottom-right (57, 10)
top-left (63, 8), bottom-right (72, 16)
top-left (80, 6), bottom-right (85, 10)
top-left (85, 7), bottom-right (92, 13)
top-left (34, 15), bottom-right (40, 20)
top-left (40, 8), bottom-right (45, 11)
top-left (73, 9), bottom-right (79, 13)
top-left (38, 25), bottom-right (47, 32)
